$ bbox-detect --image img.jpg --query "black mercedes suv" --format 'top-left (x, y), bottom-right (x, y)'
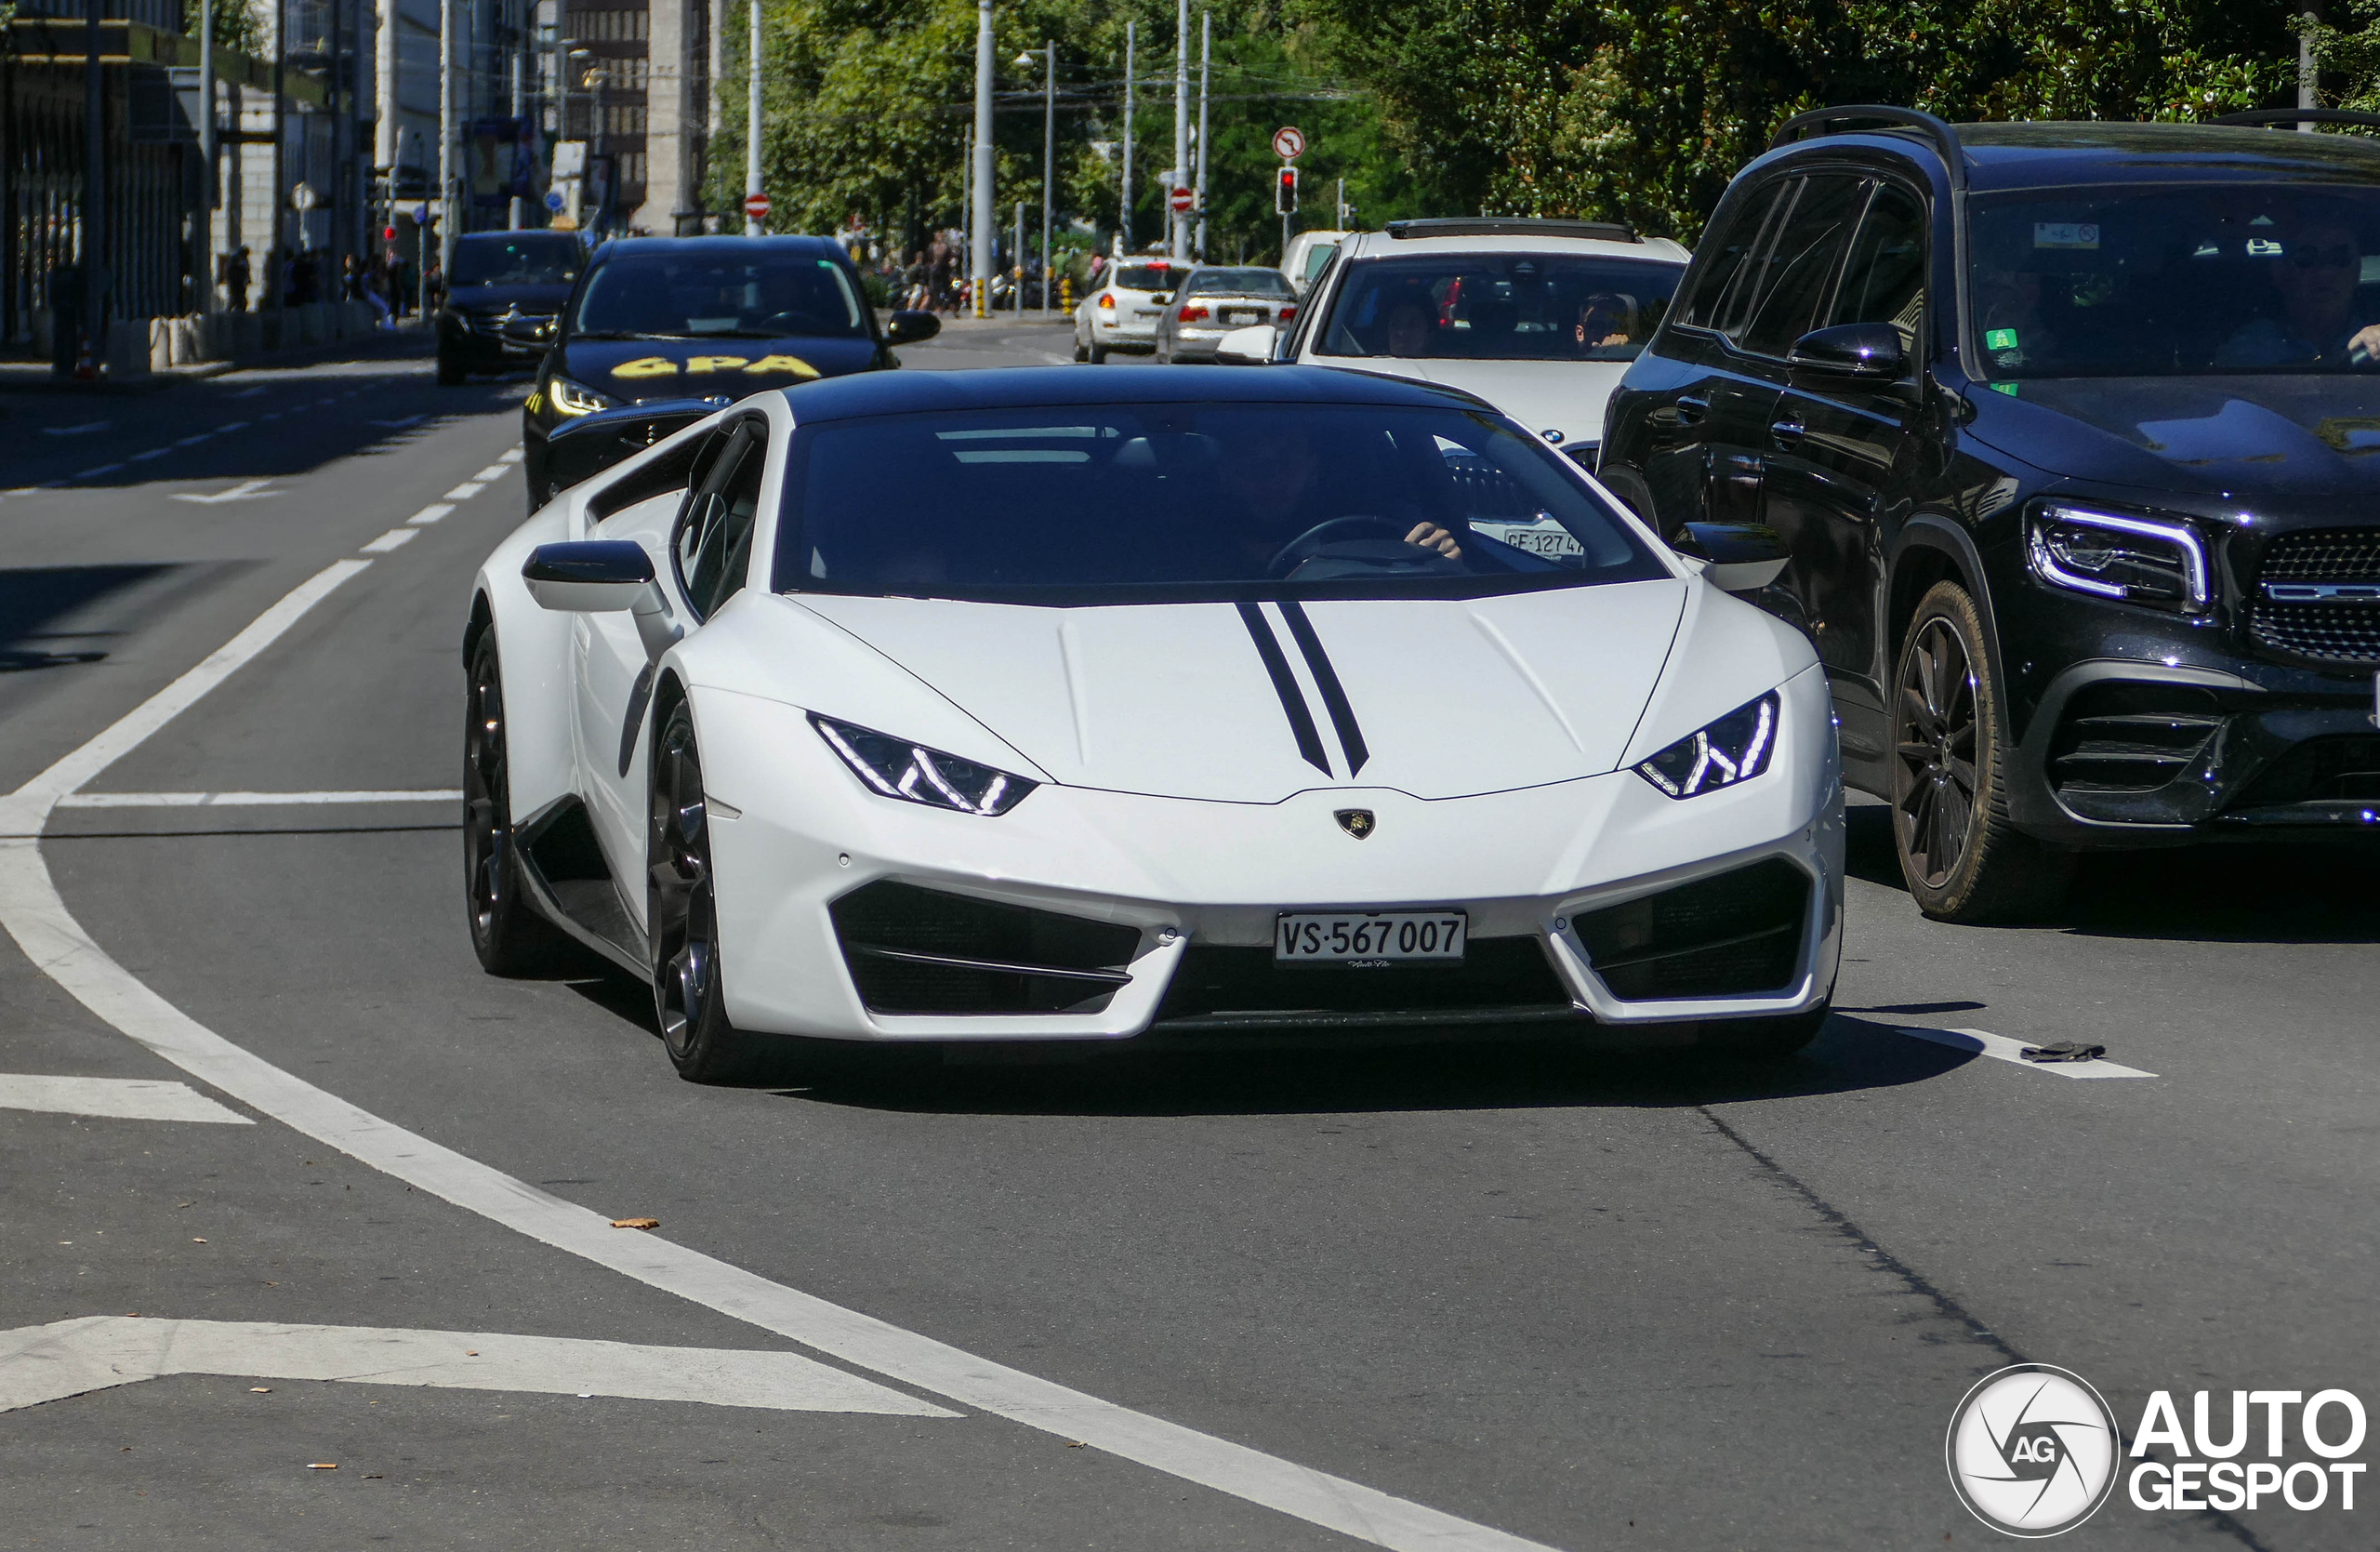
top-left (1601, 107), bottom-right (2380, 922)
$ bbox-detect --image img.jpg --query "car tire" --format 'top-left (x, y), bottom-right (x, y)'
top-left (1698, 1001), bottom-right (1831, 1061)
top-left (437, 349), bottom-right (466, 386)
top-left (1087, 338), bottom-right (1108, 364)
top-left (463, 630), bottom-right (569, 975)
top-left (1890, 581), bottom-right (2073, 922)
top-left (648, 700), bottom-right (772, 1084)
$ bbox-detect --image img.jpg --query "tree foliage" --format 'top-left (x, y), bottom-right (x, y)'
top-left (182, 0), bottom-right (269, 57)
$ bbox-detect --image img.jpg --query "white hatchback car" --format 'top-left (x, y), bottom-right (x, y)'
top-left (1073, 257), bottom-right (1189, 361)
top-left (1233, 218), bottom-right (1691, 463)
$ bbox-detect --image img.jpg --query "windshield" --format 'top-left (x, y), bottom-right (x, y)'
top-left (450, 236), bottom-right (580, 288)
top-left (1973, 183), bottom-right (2380, 378)
top-left (571, 251), bottom-right (869, 338)
top-left (1319, 254), bottom-right (1685, 362)
top-left (1113, 264), bottom-right (1182, 291)
top-left (775, 403), bottom-right (1665, 603)
top-left (1187, 268), bottom-right (1295, 298)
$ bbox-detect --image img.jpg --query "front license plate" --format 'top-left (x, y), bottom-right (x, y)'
top-left (1276, 911), bottom-right (1467, 965)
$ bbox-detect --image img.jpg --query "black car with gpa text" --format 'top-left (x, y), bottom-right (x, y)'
top-left (1599, 108), bottom-right (2380, 924)
top-left (521, 234), bottom-right (940, 511)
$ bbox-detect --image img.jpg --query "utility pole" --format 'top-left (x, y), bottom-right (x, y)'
top-left (1014, 200), bottom-right (1025, 314)
top-left (1040, 42), bottom-right (1053, 317)
top-left (438, 0), bottom-right (454, 288)
top-left (745, 0), bottom-right (762, 232)
top-left (2302, 5), bottom-right (2320, 130)
top-left (959, 125), bottom-right (972, 280)
top-left (1193, 11), bottom-right (1209, 261)
top-left (509, 39), bottom-right (523, 228)
top-left (199, 0), bottom-right (217, 311)
top-left (80, 0), bottom-right (103, 370)
top-left (271, 0), bottom-right (288, 309)
top-left (1170, 0), bottom-right (1187, 260)
top-left (330, 0), bottom-right (348, 272)
top-left (1119, 22), bottom-right (1133, 253)
top-left (376, 0), bottom-right (397, 251)
top-left (971, 0), bottom-right (993, 316)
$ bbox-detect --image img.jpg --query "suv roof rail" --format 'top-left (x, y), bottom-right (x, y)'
top-left (2215, 108), bottom-right (2380, 132)
top-left (1383, 217), bottom-right (1639, 244)
top-left (1768, 105), bottom-right (1967, 191)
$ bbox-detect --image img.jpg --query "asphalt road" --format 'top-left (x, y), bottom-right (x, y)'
top-left (1, 321), bottom-right (2373, 1551)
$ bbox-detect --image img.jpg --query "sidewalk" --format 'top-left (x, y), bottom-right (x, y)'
top-left (0, 312), bottom-right (428, 395)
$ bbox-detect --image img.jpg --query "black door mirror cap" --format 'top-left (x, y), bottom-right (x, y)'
top-left (884, 310), bottom-right (942, 346)
top-left (1787, 322), bottom-right (1910, 380)
top-left (522, 539), bottom-right (658, 612)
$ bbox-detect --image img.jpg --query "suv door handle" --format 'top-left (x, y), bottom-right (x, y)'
top-left (1769, 418), bottom-right (1805, 449)
top-left (1675, 394), bottom-right (1711, 425)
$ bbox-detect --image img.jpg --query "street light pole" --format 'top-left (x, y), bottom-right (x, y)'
top-left (745, 0), bottom-right (762, 232)
top-left (1170, 0), bottom-right (1187, 260)
top-left (438, 0), bottom-right (454, 289)
top-left (971, 0), bottom-right (993, 317)
top-left (1040, 41), bottom-right (1053, 317)
top-left (1119, 21), bottom-right (1133, 254)
top-left (1193, 10), bottom-right (1209, 262)
top-left (199, 0), bottom-right (217, 311)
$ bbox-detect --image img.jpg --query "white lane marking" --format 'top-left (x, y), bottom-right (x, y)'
top-left (498, 448), bottom-right (522, 463)
top-left (171, 478), bottom-right (279, 505)
top-left (40, 422), bottom-right (110, 437)
top-left (0, 578), bottom-right (1558, 1552)
top-left (1898, 1026), bottom-right (2157, 1080)
top-left (229, 387), bottom-right (268, 399)
top-left (0, 1319), bottom-right (953, 1416)
top-left (130, 449), bottom-right (170, 462)
top-left (175, 434), bottom-right (213, 447)
top-left (72, 464), bottom-right (125, 479)
top-left (0, 1074), bottom-right (250, 1124)
top-left (218, 419), bottom-right (251, 431)
top-left (408, 503), bottom-right (456, 525)
top-left (443, 480), bottom-right (490, 501)
top-left (57, 789), bottom-right (460, 809)
top-left (471, 463), bottom-right (509, 483)
top-left (371, 415), bottom-right (425, 429)
top-left (360, 527), bottom-right (419, 553)
top-left (0, 560), bottom-right (366, 840)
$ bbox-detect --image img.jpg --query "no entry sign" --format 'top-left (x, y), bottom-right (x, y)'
top-left (743, 192), bottom-right (772, 222)
top-left (1170, 186), bottom-right (1195, 214)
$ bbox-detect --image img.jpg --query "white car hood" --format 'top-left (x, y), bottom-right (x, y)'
top-left (1369, 358), bottom-right (1631, 450)
top-left (793, 583), bottom-right (1687, 803)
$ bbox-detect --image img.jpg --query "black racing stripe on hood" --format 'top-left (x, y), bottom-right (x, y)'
top-left (1236, 602), bottom-right (1332, 776)
top-left (1276, 599), bottom-right (1369, 776)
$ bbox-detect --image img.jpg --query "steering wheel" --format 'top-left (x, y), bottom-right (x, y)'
top-left (1265, 516), bottom-right (1422, 577)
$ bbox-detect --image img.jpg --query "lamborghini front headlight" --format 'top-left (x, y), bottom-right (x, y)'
top-left (1634, 692), bottom-right (1779, 799)
top-left (812, 715), bottom-right (1038, 816)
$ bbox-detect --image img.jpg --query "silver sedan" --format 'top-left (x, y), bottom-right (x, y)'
top-left (1153, 266), bottom-right (1300, 362)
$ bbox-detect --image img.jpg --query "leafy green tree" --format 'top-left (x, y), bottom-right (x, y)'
top-left (182, 0), bottom-right (268, 56)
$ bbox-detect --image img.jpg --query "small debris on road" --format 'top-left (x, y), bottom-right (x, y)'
top-left (192, 1238), bottom-right (207, 1243)
top-left (249, 1387), bottom-right (271, 1394)
top-left (306, 1463), bottom-right (337, 1470)
top-left (610, 1217), bottom-right (660, 1230)
top-left (2020, 1041), bottom-right (2108, 1063)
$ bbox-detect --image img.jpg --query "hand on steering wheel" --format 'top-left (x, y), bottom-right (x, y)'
top-left (1265, 516), bottom-right (1463, 577)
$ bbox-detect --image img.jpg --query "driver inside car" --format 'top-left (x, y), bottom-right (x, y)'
top-left (1216, 423), bottom-right (1462, 571)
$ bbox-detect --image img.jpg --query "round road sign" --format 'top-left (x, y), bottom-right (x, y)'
top-left (744, 191), bottom-right (772, 222)
top-left (1170, 185), bottom-right (1195, 214)
top-left (545, 189), bottom-right (567, 213)
top-left (1272, 126), bottom-right (1306, 161)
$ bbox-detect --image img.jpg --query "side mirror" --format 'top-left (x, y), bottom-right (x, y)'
top-left (1215, 325), bottom-right (1277, 365)
top-left (1786, 321), bottom-right (1909, 381)
top-left (522, 540), bottom-right (657, 611)
top-left (884, 309), bottom-right (941, 346)
top-left (1672, 522), bottom-right (1790, 592)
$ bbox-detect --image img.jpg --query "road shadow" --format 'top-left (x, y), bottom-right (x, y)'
top-left (752, 1012), bottom-right (1972, 1120)
top-left (1846, 803), bottom-right (2380, 945)
top-left (0, 564), bottom-right (179, 672)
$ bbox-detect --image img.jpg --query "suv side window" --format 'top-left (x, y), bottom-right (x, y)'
top-left (675, 424), bottom-right (768, 619)
top-left (1677, 179), bottom-right (1788, 335)
top-left (1826, 181), bottom-right (1928, 358)
top-left (1739, 173), bottom-right (1866, 357)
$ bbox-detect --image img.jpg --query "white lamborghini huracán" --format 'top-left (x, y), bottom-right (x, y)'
top-left (465, 367), bottom-right (1842, 1081)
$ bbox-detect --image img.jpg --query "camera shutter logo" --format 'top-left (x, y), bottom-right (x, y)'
top-left (1947, 1365), bottom-right (2121, 1537)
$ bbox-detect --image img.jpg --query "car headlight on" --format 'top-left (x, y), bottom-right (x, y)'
top-left (547, 376), bottom-right (614, 418)
top-left (812, 715), bottom-right (1037, 816)
top-left (2027, 504), bottom-right (2209, 613)
top-left (1634, 692), bottom-right (1779, 799)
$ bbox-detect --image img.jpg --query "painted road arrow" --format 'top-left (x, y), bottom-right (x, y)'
top-left (171, 479), bottom-right (280, 505)
top-left (0, 1317), bottom-right (959, 1415)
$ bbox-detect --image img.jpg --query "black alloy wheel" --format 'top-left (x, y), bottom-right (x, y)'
top-left (648, 702), bottom-right (767, 1083)
top-left (463, 631), bottom-right (564, 974)
top-left (1889, 582), bottom-right (2071, 922)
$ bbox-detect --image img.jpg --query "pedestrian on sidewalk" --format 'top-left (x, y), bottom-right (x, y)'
top-left (224, 247), bottom-right (251, 312)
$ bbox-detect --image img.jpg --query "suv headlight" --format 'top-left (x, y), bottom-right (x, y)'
top-left (812, 715), bottom-right (1037, 816)
top-left (2027, 504), bottom-right (2209, 613)
top-left (548, 376), bottom-right (614, 418)
top-left (1634, 692), bottom-right (1778, 799)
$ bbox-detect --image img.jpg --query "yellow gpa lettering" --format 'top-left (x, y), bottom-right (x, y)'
top-left (686, 355), bottom-right (750, 374)
top-left (744, 354), bottom-right (821, 378)
top-left (611, 357), bottom-right (681, 379)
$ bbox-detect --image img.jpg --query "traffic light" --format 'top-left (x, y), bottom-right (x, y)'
top-left (1276, 166), bottom-right (1299, 215)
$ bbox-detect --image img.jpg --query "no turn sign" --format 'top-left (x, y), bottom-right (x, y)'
top-left (1272, 126), bottom-right (1306, 161)
top-left (1170, 186), bottom-right (1195, 214)
top-left (743, 191), bottom-right (772, 222)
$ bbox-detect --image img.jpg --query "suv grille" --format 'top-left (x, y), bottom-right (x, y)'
top-left (1151, 936), bottom-right (1574, 1030)
top-left (2047, 683), bottom-right (2221, 795)
top-left (829, 882), bottom-right (1143, 1015)
top-left (1572, 858), bottom-right (1807, 1002)
top-left (2250, 529), bottom-right (2380, 664)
